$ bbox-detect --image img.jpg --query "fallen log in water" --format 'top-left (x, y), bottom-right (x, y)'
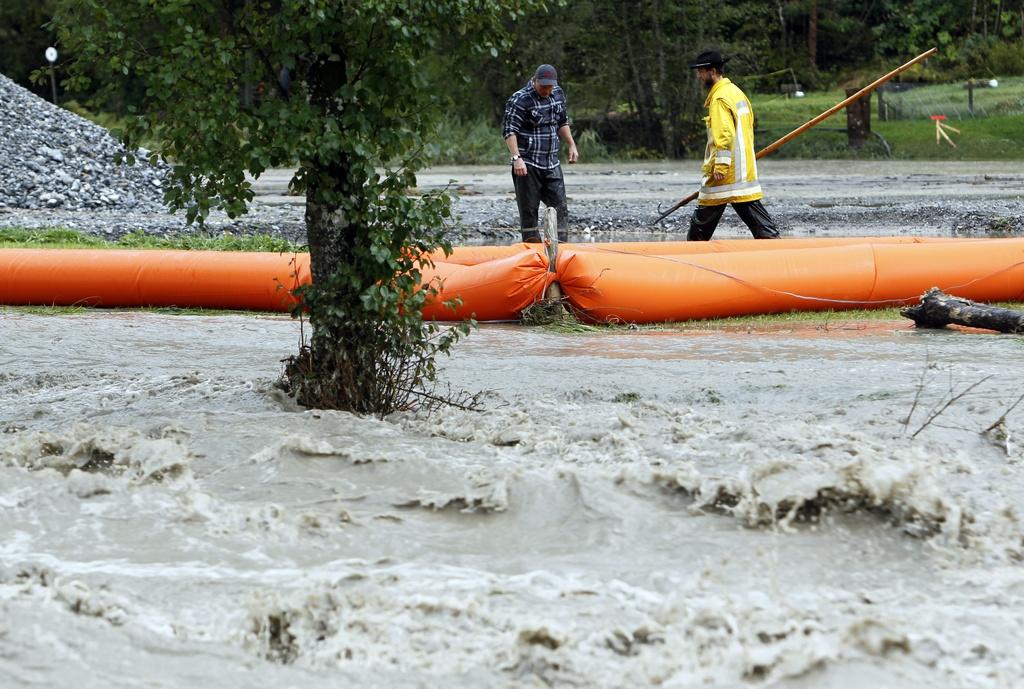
top-left (901, 288), bottom-right (1024, 333)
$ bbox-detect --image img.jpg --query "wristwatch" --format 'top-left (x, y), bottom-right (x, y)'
top-left (510, 155), bottom-right (521, 163)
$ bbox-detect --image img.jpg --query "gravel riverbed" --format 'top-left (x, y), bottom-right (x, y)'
top-left (4, 161), bottom-right (1022, 245)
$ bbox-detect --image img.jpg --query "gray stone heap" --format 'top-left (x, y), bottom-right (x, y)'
top-left (0, 72), bottom-right (307, 241)
top-left (0, 72), bottom-right (169, 212)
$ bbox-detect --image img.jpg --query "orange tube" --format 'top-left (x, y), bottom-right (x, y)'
top-left (868, 240), bottom-right (1024, 303)
top-left (0, 249), bottom-right (308, 311)
top-left (421, 250), bottom-right (551, 321)
top-left (426, 244), bottom-right (534, 266)
top-left (557, 245), bottom-right (879, 322)
top-left (428, 236), bottom-right (969, 266)
top-left (3, 238), bottom-right (1023, 323)
top-left (558, 239), bottom-right (1024, 323)
top-left (570, 235), bottom-right (968, 256)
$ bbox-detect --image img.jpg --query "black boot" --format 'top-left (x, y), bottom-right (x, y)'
top-left (521, 229), bottom-right (542, 243)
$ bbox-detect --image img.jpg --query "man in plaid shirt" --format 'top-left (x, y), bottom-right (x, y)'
top-left (502, 64), bottom-right (579, 243)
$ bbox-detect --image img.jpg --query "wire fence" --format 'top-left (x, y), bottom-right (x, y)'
top-left (876, 77), bottom-right (1024, 121)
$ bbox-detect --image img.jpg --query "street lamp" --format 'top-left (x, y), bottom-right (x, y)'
top-left (45, 46), bottom-right (58, 104)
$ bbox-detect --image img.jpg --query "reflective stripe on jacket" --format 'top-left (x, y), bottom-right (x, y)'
top-left (698, 78), bottom-right (763, 206)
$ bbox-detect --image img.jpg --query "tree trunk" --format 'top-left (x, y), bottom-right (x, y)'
top-left (901, 288), bottom-right (1024, 333)
top-left (305, 178), bottom-right (355, 286)
top-left (650, 0), bottom-right (672, 156)
top-left (621, 16), bottom-right (665, 155)
top-left (808, 0), bottom-right (818, 69)
top-left (298, 52), bottom-right (378, 410)
top-left (777, 1), bottom-right (787, 52)
top-left (845, 87), bottom-right (871, 149)
top-left (304, 53), bottom-right (358, 288)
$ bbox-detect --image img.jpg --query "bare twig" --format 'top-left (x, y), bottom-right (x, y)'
top-left (983, 391), bottom-right (1024, 435)
top-left (911, 374), bottom-right (993, 438)
top-left (928, 421), bottom-right (979, 433)
top-left (902, 352), bottom-right (932, 431)
top-left (399, 384), bottom-right (483, 413)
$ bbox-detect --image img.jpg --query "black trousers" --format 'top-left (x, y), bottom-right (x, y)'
top-left (512, 164), bottom-right (568, 242)
top-left (688, 199), bottom-right (780, 241)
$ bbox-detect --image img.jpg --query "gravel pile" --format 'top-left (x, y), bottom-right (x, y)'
top-left (0, 73), bottom-right (170, 213)
top-left (0, 71), bottom-right (308, 240)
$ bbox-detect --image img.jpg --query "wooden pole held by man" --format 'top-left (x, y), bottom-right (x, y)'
top-left (651, 47), bottom-right (938, 225)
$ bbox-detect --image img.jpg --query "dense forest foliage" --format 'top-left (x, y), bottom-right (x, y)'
top-left (5, 0), bottom-right (1024, 158)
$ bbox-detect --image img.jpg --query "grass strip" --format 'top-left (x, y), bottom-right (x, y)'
top-left (0, 227), bottom-right (305, 253)
top-left (529, 304), bottom-right (1024, 332)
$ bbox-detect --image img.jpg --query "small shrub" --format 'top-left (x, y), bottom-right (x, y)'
top-left (988, 41), bottom-right (1024, 77)
top-left (575, 129), bottom-right (613, 162)
top-left (429, 118), bottom-right (507, 165)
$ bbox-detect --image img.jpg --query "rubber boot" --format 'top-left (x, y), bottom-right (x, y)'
top-left (521, 229), bottom-right (542, 243)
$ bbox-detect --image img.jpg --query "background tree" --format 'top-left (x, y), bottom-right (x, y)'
top-left (17, 0), bottom-right (1024, 164)
top-left (444, 0), bottom-right (820, 158)
top-left (52, 0), bottom-right (548, 415)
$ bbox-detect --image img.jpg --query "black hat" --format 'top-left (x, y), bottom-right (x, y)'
top-left (534, 64), bottom-right (558, 86)
top-left (689, 51), bottom-right (728, 69)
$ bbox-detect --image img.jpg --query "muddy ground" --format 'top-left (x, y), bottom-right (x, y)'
top-left (251, 160), bottom-right (1024, 244)
top-left (3, 160), bottom-right (1020, 243)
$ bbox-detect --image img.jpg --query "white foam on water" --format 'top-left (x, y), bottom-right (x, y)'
top-left (237, 561), bottom-right (1024, 688)
top-left (3, 314), bottom-right (1024, 687)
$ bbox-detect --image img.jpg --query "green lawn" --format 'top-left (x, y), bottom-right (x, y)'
top-left (753, 76), bottom-right (1024, 159)
top-left (71, 75), bottom-right (1024, 164)
top-left (662, 304), bottom-right (1024, 329)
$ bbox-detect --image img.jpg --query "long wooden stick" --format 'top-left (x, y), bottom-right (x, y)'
top-left (651, 47), bottom-right (938, 225)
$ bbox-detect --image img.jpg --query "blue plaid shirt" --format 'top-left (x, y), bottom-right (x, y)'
top-left (502, 82), bottom-right (569, 170)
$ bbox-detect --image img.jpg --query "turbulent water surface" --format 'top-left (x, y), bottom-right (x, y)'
top-left (2, 312), bottom-right (1024, 688)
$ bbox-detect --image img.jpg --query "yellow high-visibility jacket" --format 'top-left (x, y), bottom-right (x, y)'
top-left (698, 78), bottom-right (763, 206)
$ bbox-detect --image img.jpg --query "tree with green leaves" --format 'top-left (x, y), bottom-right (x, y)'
top-left (53, 0), bottom-right (547, 415)
top-left (458, 0), bottom-right (779, 158)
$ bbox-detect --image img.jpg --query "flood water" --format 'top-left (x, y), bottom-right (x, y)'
top-left (3, 312), bottom-right (1024, 688)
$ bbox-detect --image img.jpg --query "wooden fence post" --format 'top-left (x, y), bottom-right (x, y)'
top-left (846, 87), bottom-right (872, 148)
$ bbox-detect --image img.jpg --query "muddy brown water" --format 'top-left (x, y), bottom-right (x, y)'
top-left (2, 310), bottom-right (1024, 688)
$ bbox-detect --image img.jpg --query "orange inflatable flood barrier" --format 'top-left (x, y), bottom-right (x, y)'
top-left (557, 239), bottom-right (1024, 323)
top-left (420, 249), bottom-right (554, 322)
top-left (2, 237), bottom-right (1023, 323)
top-left (0, 249), bottom-right (309, 312)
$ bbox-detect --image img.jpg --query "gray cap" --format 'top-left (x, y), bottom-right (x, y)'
top-left (534, 64), bottom-right (558, 86)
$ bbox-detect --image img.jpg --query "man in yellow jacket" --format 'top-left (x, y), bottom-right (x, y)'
top-left (688, 51), bottom-right (779, 241)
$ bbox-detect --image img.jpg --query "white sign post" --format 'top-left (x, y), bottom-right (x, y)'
top-left (45, 47), bottom-right (59, 104)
